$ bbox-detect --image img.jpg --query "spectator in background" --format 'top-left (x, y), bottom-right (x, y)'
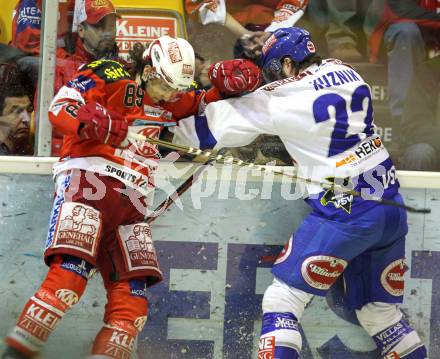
top-left (11, 0), bottom-right (74, 54)
top-left (186, 0), bottom-right (308, 36)
top-left (307, 0), bottom-right (363, 61)
top-left (10, 0), bottom-right (121, 155)
top-left (186, 0), bottom-right (366, 63)
top-left (7, 0), bottom-right (43, 90)
top-left (55, 0), bottom-right (121, 91)
top-left (186, 0), bottom-right (308, 62)
top-left (10, 0), bottom-right (75, 87)
top-left (52, 0), bottom-right (121, 155)
top-left (0, 64), bottom-right (34, 155)
top-left (364, 0), bottom-right (440, 139)
top-left (186, 1), bottom-right (305, 164)
top-left (399, 55), bottom-right (440, 170)
top-left (11, 0), bottom-right (42, 56)
top-left (0, 43), bottom-right (40, 89)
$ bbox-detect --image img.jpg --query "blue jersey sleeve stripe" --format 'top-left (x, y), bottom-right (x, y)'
top-left (194, 114), bottom-right (217, 149)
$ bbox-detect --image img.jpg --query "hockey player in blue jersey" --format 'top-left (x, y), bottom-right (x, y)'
top-left (171, 27), bottom-right (428, 359)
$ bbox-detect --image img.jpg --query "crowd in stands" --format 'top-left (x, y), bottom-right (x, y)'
top-left (0, 0), bottom-right (438, 170)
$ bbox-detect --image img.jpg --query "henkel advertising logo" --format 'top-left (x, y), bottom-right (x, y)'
top-left (116, 16), bottom-right (177, 59)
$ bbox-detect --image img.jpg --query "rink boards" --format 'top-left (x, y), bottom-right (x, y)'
top-left (0, 173), bottom-right (439, 359)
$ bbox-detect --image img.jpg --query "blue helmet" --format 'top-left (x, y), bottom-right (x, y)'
top-left (261, 27), bottom-right (316, 83)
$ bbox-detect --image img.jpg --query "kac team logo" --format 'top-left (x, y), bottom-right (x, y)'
top-left (125, 126), bottom-right (160, 157)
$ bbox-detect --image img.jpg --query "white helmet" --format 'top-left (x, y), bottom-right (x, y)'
top-left (143, 36), bottom-right (195, 91)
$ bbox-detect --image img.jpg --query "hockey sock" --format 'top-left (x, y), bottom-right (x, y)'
top-left (5, 288), bottom-right (68, 357)
top-left (373, 319), bottom-right (427, 359)
top-left (258, 313), bottom-right (301, 359)
top-left (91, 279), bottom-right (148, 359)
top-left (92, 321), bottom-right (138, 359)
top-left (4, 255), bottom-right (90, 357)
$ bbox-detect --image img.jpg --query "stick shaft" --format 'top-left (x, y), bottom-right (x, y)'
top-left (128, 133), bottom-right (431, 214)
top-left (146, 149), bottom-right (225, 223)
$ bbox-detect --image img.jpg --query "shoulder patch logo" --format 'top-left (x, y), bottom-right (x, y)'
top-left (86, 60), bottom-right (131, 83)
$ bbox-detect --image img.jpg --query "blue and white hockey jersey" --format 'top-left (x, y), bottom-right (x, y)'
top-left (171, 59), bottom-right (399, 219)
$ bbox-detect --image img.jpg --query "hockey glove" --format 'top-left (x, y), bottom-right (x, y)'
top-left (77, 102), bottom-right (128, 147)
top-left (208, 59), bottom-right (262, 96)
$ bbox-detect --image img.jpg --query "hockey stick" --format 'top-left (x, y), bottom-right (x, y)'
top-left (128, 133), bottom-right (431, 214)
top-left (146, 148), bottom-right (226, 224)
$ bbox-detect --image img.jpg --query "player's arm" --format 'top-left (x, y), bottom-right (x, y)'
top-left (170, 90), bottom-right (277, 150)
top-left (164, 88), bottom-right (218, 120)
top-left (49, 63), bottom-right (129, 147)
top-left (166, 59), bottom-right (262, 119)
top-left (49, 86), bottom-right (128, 147)
top-left (49, 62), bottom-right (111, 136)
top-left (48, 85), bottom-right (88, 136)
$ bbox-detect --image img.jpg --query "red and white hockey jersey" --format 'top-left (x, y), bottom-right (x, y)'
top-left (49, 59), bottom-right (217, 196)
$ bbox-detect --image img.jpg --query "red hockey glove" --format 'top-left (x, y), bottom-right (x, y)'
top-left (208, 59), bottom-right (262, 96)
top-left (77, 102), bottom-right (128, 147)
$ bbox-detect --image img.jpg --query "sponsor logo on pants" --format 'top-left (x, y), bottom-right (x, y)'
top-left (381, 259), bottom-right (406, 296)
top-left (118, 223), bottom-right (159, 272)
top-left (52, 202), bottom-right (101, 257)
top-left (301, 255), bottom-right (347, 290)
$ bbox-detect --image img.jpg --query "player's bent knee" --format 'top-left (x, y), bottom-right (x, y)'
top-left (41, 255), bottom-right (92, 307)
top-left (262, 278), bottom-right (313, 318)
top-left (356, 302), bottom-right (402, 335)
top-left (356, 302), bottom-right (427, 359)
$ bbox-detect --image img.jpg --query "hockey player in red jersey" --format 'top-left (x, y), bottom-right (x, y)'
top-left (138, 35), bottom-right (261, 119)
top-left (2, 35), bottom-right (260, 359)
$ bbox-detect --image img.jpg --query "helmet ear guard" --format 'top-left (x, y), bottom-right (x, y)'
top-left (142, 36), bottom-right (195, 91)
top-left (262, 57), bottom-right (285, 83)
